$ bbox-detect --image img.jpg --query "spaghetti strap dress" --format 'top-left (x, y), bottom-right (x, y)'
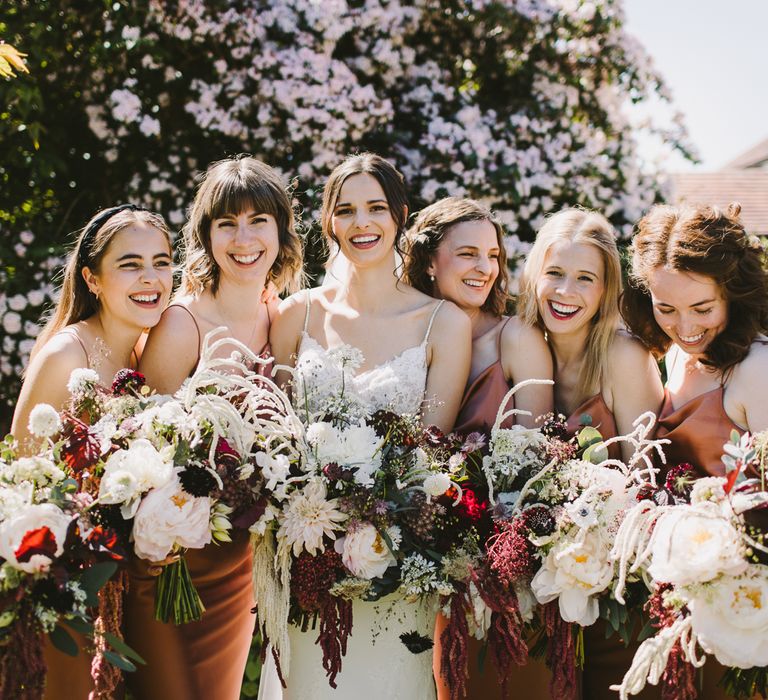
top-left (123, 302), bottom-right (272, 700)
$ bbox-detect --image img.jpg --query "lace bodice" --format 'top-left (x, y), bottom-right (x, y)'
top-left (292, 296), bottom-right (444, 420)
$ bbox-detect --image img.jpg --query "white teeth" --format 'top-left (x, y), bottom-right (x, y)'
top-left (551, 301), bottom-right (579, 314)
top-left (232, 252), bottom-right (262, 264)
top-left (351, 235), bottom-right (379, 244)
top-left (131, 293), bottom-right (159, 303)
top-left (463, 280), bottom-right (485, 288)
top-left (680, 332), bottom-right (704, 343)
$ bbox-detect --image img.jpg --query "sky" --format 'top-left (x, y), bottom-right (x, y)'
top-left (623, 0), bottom-right (768, 171)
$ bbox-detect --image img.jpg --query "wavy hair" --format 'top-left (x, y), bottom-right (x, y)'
top-left (33, 207), bottom-right (171, 358)
top-left (180, 155), bottom-right (304, 296)
top-left (402, 197), bottom-right (510, 316)
top-left (518, 208), bottom-right (622, 399)
top-left (621, 203), bottom-right (768, 375)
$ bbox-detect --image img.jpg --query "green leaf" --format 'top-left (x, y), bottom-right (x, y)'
top-left (103, 631), bottom-right (146, 665)
top-left (50, 624), bottom-right (79, 656)
top-left (583, 442), bottom-right (608, 464)
top-left (62, 616), bottom-right (93, 636)
top-left (103, 649), bottom-right (137, 672)
top-left (245, 657), bottom-right (261, 681)
top-left (577, 425), bottom-right (602, 449)
top-left (79, 560), bottom-right (118, 606)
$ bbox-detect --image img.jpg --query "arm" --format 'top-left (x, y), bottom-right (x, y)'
top-left (730, 343), bottom-right (768, 433)
top-left (423, 302), bottom-right (472, 432)
top-left (500, 318), bottom-right (554, 428)
top-left (138, 305), bottom-right (201, 395)
top-left (11, 335), bottom-right (87, 450)
top-left (268, 291), bottom-right (310, 392)
top-left (607, 333), bottom-right (664, 462)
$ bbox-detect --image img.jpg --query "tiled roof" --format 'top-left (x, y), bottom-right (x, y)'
top-left (669, 170), bottom-right (768, 235)
top-left (725, 137), bottom-right (768, 169)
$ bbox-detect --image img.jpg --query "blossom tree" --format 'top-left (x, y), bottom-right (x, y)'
top-left (0, 0), bottom-right (692, 434)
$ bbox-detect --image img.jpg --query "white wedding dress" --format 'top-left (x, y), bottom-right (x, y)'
top-left (258, 296), bottom-right (444, 700)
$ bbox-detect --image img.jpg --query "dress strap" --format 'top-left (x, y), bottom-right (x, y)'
top-left (423, 300), bottom-right (444, 345)
top-left (496, 316), bottom-right (514, 357)
top-left (302, 290), bottom-right (312, 334)
top-left (56, 327), bottom-right (91, 368)
top-left (168, 304), bottom-right (202, 365)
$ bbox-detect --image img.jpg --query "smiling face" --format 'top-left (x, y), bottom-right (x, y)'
top-left (83, 222), bottom-right (173, 330)
top-left (428, 219), bottom-right (500, 312)
top-left (331, 173), bottom-right (400, 267)
top-left (536, 240), bottom-right (605, 337)
top-left (209, 208), bottom-right (280, 286)
top-left (648, 267), bottom-right (729, 356)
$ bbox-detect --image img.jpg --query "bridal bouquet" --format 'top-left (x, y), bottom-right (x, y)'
top-left (250, 387), bottom-right (480, 689)
top-left (62, 331), bottom-right (275, 625)
top-left (612, 431), bottom-right (768, 700)
top-left (0, 407), bottom-right (135, 699)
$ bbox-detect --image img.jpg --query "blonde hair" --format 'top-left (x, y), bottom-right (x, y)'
top-left (32, 207), bottom-right (171, 359)
top-left (518, 208), bottom-right (621, 399)
top-left (180, 156), bottom-right (304, 296)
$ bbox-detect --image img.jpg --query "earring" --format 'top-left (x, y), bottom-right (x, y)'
top-left (91, 288), bottom-right (100, 301)
top-left (429, 275), bottom-right (435, 282)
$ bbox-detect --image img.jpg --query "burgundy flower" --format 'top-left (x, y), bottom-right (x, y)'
top-left (422, 425), bottom-right (447, 448)
top-left (84, 525), bottom-right (125, 561)
top-left (665, 463), bottom-right (696, 501)
top-left (15, 526), bottom-right (59, 564)
top-left (111, 368), bottom-right (146, 396)
top-left (60, 416), bottom-right (101, 475)
top-left (214, 437), bottom-right (241, 470)
top-left (455, 486), bottom-right (488, 524)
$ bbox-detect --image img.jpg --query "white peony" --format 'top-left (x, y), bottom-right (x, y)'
top-left (66, 368), bottom-right (100, 395)
top-left (648, 502), bottom-right (746, 586)
top-left (307, 420), bottom-right (383, 487)
top-left (27, 404), bottom-right (62, 438)
top-left (277, 478), bottom-right (347, 556)
top-left (337, 523), bottom-right (400, 580)
top-left (531, 530), bottom-right (613, 625)
top-left (689, 476), bottom-right (727, 504)
top-left (132, 470), bottom-right (212, 561)
top-left (98, 438), bottom-right (173, 518)
top-left (688, 567), bottom-right (768, 668)
top-left (256, 451), bottom-right (291, 492)
top-left (0, 503), bottom-right (73, 573)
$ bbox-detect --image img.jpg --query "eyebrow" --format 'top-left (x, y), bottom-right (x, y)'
top-left (335, 199), bottom-right (388, 208)
top-left (115, 252), bottom-right (171, 262)
top-left (656, 298), bottom-right (716, 307)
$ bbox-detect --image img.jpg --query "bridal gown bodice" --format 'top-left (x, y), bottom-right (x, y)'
top-left (259, 301), bottom-right (442, 700)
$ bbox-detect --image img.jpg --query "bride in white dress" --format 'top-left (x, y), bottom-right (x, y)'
top-left (261, 153), bottom-right (471, 699)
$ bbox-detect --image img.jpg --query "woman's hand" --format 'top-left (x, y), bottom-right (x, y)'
top-left (146, 553), bottom-right (180, 577)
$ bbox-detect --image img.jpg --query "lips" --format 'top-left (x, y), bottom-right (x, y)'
top-left (462, 279), bottom-right (486, 289)
top-left (678, 331), bottom-right (705, 347)
top-left (129, 292), bottom-right (161, 307)
top-left (350, 234), bottom-right (381, 250)
top-left (548, 300), bottom-right (580, 320)
top-left (230, 251), bottom-right (264, 266)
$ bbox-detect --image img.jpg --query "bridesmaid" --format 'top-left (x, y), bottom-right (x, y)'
top-left (264, 153), bottom-right (471, 700)
top-left (621, 203), bottom-right (768, 700)
top-left (518, 208), bottom-right (664, 699)
top-left (128, 156), bottom-right (304, 700)
top-left (11, 205), bottom-right (173, 698)
top-left (402, 196), bottom-right (553, 700)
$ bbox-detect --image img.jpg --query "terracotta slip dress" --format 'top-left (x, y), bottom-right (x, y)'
top-left (655, 356), bottom-right (760, 700)
top-left (436, 318), bottom-right (552, 700)
top-left (123, 304), bottom-right (269, 700)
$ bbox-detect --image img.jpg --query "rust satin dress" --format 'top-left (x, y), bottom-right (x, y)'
top-left (122, 326), bottom-right (266, 700)
top-left (436, 349), bottom-right (552, 700)
top-left (565, 394), bottom-right (660, 700)
top-left (655, 386), bottom-right (756, 700)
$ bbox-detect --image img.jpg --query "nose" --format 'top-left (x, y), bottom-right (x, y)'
top-left (555, 276), bottom-right (575, 296)
top-left (354, 209), bottom-right (372, 229)
top-left (475, 256), bottom-right (492, 275)
top-left (140, 264), bottom-right (160, 284)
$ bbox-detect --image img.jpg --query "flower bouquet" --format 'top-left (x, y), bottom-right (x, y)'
top-left (249, 383), bottom-right (479, 690)
top-left (0, 407), bottom-right (137, 700)
top-left (451, 380), bottom-right (668, 699)
top-left (611, 431), bottom-right (768, 700)
top-left (62, 330), bottom-right (275, 625)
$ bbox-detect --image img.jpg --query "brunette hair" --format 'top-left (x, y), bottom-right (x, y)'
top-left (518, 208), bottom-right (622, 399)
top-left (321, 152), bottom-right (409, 260)
top-left (402, 197), bottom-right (510, 316)
top-left (621, 203), bottom-right (768, 375)
top-left (180, 155), bottom-right (304, 296)
top-left (33, 206), bottom-right (171, 357)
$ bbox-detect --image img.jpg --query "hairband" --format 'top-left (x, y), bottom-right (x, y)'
top-left (77, 203), bottom-right (146, 268)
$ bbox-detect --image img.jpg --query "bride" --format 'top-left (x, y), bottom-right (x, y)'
top-left (263, 153), bottom-right (471, 699)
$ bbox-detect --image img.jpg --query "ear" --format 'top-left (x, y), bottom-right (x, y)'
top-left (81, 266), bottom-right (99, 296)
top-left (426, 258), bottom-right (437, 277)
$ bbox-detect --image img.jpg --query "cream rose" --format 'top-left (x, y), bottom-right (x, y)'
top-left (0, 503), bottom-right (72, 573)
top-left (688, 568), bottom-right (768, 668)
top-left (338, 523), bottom-right (400, 579)
top-left (132, 471), bottom-right (212, 561)
top-left (648, 502), bottom-right (746, 586)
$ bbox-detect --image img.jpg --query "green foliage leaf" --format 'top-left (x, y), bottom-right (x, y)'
top-left (79, 560), bottom-right (118, 606)
top-left (49, 624), bottom-right (79, 656)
